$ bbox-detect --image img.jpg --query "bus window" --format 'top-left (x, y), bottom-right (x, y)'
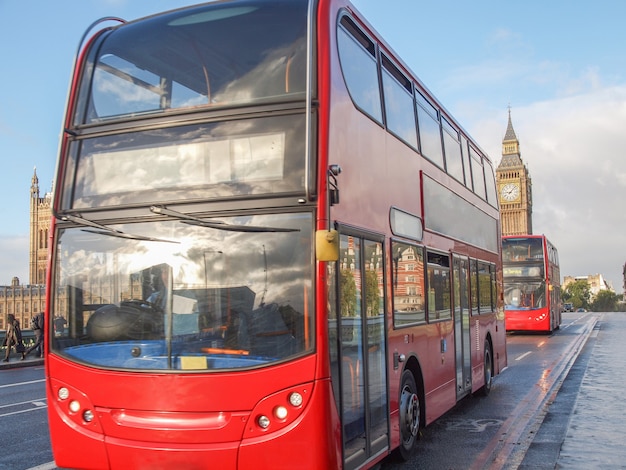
top-left (477, 262), bottom-right (493, 313)
top-left (484, 161), bottom-right (498, 208)
top-left (337, 16), bottom-right (383, 124)
top-left (392, 241), bottom-right (426, 326)
top-left (470, 259), bottom-right (479, 315)
top-left (65, 115), bottom-right (307, 210)
top-left (469, 147), bottom-right (486, 199)
top-left (427, 251), bottom-right (451, 321)
top-left (460, 136), bottom-right (472, 189)
top-left (416, 92), bottom-right (444, 168)
top-left (442, 117), bottom-right (464, 184)
top-left (381, 55), bottom-right (418, 148)
top-left (76, 1), bottom-right (308, 124)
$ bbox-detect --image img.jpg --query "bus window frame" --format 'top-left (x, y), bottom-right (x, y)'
top-left (425, 249), bottom-right (452, 322)
top-left (391, 239), bottom-right (426, 328)
top-left (336, 14), bottom-right (384, 126)
top-left (380, 53), bottom-right (418, 150)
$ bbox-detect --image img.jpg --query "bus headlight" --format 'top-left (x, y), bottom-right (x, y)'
top-left (83, 409), bottom-right (94, 423)
top-left (274, 406), bottom-right (288, 420)
top-left (289, 392), bottom-right (303, 407)
top-left (257, 415), bottom-right (270, 429)
top-left (69, 400), bottom-right (81, 413)
top-left (58, 387), bottom-right (70, 400)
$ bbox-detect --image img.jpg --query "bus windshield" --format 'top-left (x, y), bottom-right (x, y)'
top-left (51, 211), bottom-right (314, 371)
top-left (504, 281), bottom-right (546, 310)
top-left (74, 0), bottom-right (308, 124)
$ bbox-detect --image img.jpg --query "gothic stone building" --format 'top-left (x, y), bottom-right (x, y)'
top-left (0, 169), bottom-right (50, 330)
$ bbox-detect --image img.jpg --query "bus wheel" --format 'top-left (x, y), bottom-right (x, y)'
top-left (397, 369), bottom-right (420, 460)
top-left (476, 341), bottom-right (493, 397)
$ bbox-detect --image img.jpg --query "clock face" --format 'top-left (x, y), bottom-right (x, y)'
top-left (501, 183), bottom-right (521, 201)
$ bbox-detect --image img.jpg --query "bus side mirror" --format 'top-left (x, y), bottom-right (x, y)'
top-left (328, 164), bottom-right (341, 207)
top-left (316, 229), bottom-right (339, 261)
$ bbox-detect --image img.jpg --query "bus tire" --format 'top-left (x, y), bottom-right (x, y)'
top-left (396, 369), bottom-right (420, 461)
top-left (476, 341), bottom-right (493, 397)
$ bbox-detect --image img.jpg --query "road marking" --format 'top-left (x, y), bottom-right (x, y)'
top-left (0, 378), bottom-right (45, 389)
top-left (0, 397), bottom-right (47, 409)
top-left (515, 351), bottom-right (532, 361)
top-left (27, 462), bottom-right (57, 470)
top-left (0, 406), bottom-right (47, 418)
top-left (446, 418), bottom-right (504, 433)
top-left (0, 397), bottom-right (47, 417)
top-left (562, 311), bottom-right (594, 330)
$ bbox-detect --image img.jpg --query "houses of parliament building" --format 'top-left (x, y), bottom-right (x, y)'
top-left (0, 169), bottom-right (50, 330)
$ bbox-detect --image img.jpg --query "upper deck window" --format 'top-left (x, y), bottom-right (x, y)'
top-left (502, 238), bottom-right (544, 263)
top-left (337, 16), bottom-right (383, 124)
top-left (75, 0), bottom-right (308, 124)
top-left (381, 55), bottom-right (417, 148)
top-left (483, 160), bottom-right (498, 207)
top-left (469, 146), bottom-right (487, 199)
top-left (416, 92), bottom-right (444, 169)
top-left (442, 117), bottom-right (464, 184)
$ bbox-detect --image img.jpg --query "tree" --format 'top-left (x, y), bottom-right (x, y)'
top-left (340, 269), bottom-right (357, 317)
top-left (563, 280), bottom-right (591, 310)
top-left (590, 289), bottom-right (619, 312)
top-left (365, 269), bottom-right (381, 316)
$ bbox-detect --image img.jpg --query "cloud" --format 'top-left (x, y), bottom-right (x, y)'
top-left (0, 234), bottom-right (29, 285)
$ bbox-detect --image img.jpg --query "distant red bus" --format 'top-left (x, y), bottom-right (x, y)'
top-left (46, 1), bottom-right (506, 469)
top-left (502, 235), bottom-right (561, 332)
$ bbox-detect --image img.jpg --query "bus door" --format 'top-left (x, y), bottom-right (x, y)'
top-left (335, 232), bottom-right (388, 470)
top-left (453, 254), bottom-right (472, 399)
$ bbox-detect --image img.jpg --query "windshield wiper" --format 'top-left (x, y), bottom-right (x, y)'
top-left (150, 206), bottom-right (300, 233)
top-left (60, 214), bottom-right (179, 243)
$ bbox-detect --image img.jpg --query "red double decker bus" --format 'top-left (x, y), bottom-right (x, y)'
top-left (502, 235), bottom-right (561, 333)
top-left (46, 1), bottom-right (507, 468)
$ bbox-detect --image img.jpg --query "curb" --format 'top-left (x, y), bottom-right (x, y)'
top-left (0, 357), bottom-right (45, 370)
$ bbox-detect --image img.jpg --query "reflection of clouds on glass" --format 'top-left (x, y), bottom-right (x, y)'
top-left (93, 68), bottom-right (159, 116)
top-left (84, 142), bottom-right (204, 193)
top-left (60, 227), bottom-right (172, 279)
top-left (57, 213), bottom-right (311, 310)
top-left (213, 38), bottom-right (306, 104)
top-left (71, 115), bottom-right (305, 209)
top-left (89, 31), bottom-right (305, 119)
top-left (179, 213), bottom-right (310, 306)
top-left (82, 129), bottom-right (285, 196)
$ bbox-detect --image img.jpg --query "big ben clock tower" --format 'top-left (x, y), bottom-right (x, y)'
top-left (496, 110), bottom-right (533, 236)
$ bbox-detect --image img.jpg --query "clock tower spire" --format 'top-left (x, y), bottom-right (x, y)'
top-left (496, 109), bottom-right (533, 236)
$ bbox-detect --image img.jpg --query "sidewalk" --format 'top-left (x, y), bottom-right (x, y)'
top-left (0, 350), bottom-right (44, 370)
top-left (555, 312), bottom-right (626, 468)
top-left (521, 312), bottom-right (626, 469)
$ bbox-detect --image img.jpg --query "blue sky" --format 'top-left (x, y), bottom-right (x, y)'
top-left (1, 0), bottom-right (625, 293)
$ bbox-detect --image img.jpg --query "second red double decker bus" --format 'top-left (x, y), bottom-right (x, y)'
top-left (46, 1), bottom-right (507, 468)
top-left (502, 235), bottom-right (561, 332)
